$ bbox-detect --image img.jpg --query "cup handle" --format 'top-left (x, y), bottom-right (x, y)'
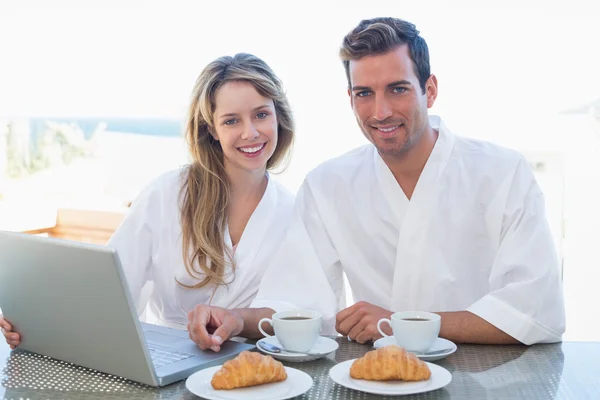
top-left (377, 318), bottom-right (392, 337)
top-left (258, 318), bottom-right (273, 337)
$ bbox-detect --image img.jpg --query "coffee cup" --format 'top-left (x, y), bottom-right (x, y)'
top-left (377, 311), bottom-right (440, 353)
top-left (258, 310), bottom-right (321, 352)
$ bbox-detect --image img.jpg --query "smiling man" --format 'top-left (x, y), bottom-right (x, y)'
top-left (187, 17), bottom-right (565, 350)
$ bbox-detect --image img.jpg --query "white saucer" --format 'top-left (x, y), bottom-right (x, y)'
top-left (372, 337), bottom-right (457, 361)
top-left (186, 365), bottom-right (313, 400)
top-left (329, 359), bottom-right (451, 396)
top-left (256, 336), bottom-right (339, 363)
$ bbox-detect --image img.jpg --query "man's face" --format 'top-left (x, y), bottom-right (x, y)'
top-left (348, 45), bottom-right (437, 159)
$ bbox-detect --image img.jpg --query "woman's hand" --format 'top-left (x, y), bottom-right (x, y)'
top-left (0, 317), bottom-right (21, 349)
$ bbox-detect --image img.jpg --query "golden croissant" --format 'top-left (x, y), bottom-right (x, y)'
top-left (350, 345), bottom-right (431, 381)
top-left (211, 351), bottom-right (287, 390)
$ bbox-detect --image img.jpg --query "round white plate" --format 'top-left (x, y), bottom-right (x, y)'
top-left (329, 359), bottom-right (451, 396)
top-left (185, 365), bottom-right (313, 400)
top-left (256, 336), bottom-right (339, 362)
top-left (373, 337), bottom-right (457, 361)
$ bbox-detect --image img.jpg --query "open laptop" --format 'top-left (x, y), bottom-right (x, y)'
top-left (0, 230), bottom-right (254, 387)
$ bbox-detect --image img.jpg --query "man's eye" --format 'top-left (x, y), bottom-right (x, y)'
top-left (393, 87), bottom-right (407, 93)
top-left (356, 91), bottom-right (371, 98)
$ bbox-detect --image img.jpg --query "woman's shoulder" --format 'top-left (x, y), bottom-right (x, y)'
top-left (145, 166), bottom-right (189, 192)
top-left (267, 176), bottom-right (295, 206)
top-left (131, 166), bottom-right (189, 208)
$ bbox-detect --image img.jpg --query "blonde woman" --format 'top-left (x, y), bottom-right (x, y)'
top-left (1, 53), bottom-right (295, 348)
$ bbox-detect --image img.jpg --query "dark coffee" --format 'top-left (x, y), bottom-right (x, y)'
top-left (281, 317), bottom-right (311, 321)
top-left (402, 318), bottom-right (430, 322)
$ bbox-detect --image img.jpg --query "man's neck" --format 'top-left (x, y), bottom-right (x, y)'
top-left (381, 126), bottom-right (439, 200)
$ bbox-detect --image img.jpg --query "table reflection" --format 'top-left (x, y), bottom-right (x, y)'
top-left (2, 338), bottom-right (598, 400)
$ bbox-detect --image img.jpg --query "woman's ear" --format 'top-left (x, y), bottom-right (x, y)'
top-left (208, 127), bottom-right (219, 141)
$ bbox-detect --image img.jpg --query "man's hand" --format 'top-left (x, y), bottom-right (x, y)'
top-left (335, 301), bottom-right (393, 343)
top-left (187, 305), bottom-right (244, 352)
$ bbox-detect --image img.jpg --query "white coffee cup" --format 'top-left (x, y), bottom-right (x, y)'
top-left (377, 311), bottom-right (441, 353)
top-left (258, 310), bottom-right (322, 353)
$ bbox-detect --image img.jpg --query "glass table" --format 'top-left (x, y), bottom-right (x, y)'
top-left (1, 337), bottom-right (598, 399)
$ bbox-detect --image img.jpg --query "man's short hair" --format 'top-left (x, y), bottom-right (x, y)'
top-left (340, 17), bottom-right (431, 93)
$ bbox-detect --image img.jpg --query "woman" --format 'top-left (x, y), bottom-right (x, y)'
top-left (1, 53), bottom-right (295, 347)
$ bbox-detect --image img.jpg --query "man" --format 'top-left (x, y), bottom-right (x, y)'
top-left (186, 17), bottom-right (565, 352)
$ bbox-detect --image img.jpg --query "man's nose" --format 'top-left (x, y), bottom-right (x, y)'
top-left (373, 96), bottom-right (393, 121)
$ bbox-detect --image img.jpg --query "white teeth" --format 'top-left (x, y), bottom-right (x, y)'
top-left (378, 126), bottom-right (399, 133)
top-left (239, 144), bottom-right (265, 153)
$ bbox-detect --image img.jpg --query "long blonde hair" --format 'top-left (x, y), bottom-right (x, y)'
top-left (179, 53), bottom-right (294, 290)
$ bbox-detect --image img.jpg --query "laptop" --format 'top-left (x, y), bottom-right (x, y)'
top-left (0, 230), bottom-right (255, 387)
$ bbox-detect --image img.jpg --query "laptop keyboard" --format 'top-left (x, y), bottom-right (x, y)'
top-left (147, 344), bottom-right (195, 368)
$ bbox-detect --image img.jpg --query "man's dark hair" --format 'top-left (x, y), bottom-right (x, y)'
top-left (340, 17), bottom-right (431, 93)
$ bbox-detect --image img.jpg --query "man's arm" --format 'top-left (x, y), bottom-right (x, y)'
top-left (336, 302), bottom-right (521, 344)
top-left (465, 156), bottom-right (565, 345)
top-left (437, 311), bottom-right (521, 344)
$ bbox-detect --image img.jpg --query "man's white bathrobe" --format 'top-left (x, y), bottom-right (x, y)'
top-left (108, 167), bottom-right (294, 329)
top-left (252, 116), bottom-right (565, 344)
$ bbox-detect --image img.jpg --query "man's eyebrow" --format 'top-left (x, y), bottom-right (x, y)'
top-left (386, 80), bottom-right (412, 88)
top-left (351, 80), bottom-right (412, 92)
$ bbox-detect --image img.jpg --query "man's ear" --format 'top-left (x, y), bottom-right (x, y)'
top-left (348, 88), bottom-right (354, 108)
top-left (425, 74), bottom-right (438, 108)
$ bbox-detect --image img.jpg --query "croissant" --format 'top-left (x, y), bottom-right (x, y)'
top-left (211, 351), bottom-right (287, 390)
top-left (350, 345), bottom-right (431, 381)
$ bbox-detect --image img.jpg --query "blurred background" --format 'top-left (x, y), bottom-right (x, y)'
top-left (1, 0), bottom-right (598, 341)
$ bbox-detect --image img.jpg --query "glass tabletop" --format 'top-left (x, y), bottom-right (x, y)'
top-left (1, 337), bottom-right (599, 399)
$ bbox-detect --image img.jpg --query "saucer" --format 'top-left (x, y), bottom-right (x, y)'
top-left (186, 365), bottom-right (312, 400)
top-left (372, 337), bottom-right (457, 361)
top-left (329, 359), bottom-right (451, 396)
top-left (256, 336), bottom-right (339, 362)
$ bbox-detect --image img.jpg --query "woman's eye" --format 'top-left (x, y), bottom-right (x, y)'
top-left (256, 112), bottom-right (268, 119)
top-left (224, 119), bottom-right (237, 125)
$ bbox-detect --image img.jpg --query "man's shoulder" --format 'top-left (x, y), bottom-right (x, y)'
top-left (452, 136), bottom-right (524, 170)
top-left (306, 144), bottom-right (373, 182)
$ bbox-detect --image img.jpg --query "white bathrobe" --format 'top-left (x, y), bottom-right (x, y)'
top-left (108, 167), bottom-right (294, 329)
top-left (252, 116), bottom-right (565, 345)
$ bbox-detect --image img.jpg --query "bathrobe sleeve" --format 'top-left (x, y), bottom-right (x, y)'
top-left (106, 183), bottom-right (157, 316)
top-left (467, 156), bottom-right (566, 344)
top-left (251, 179), bottom-right (346, 335)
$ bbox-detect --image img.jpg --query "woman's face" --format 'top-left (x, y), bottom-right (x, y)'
top-left (212, 80), bottom-right (278, 176)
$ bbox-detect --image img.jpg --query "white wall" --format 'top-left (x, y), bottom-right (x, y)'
top-left (561, 115), bottom-right (600, 341)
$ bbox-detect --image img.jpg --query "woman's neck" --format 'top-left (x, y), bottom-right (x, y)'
top-left (226, 164), bottom-right (268, 203)
top-left (225, 165), bottom-right (268, 246)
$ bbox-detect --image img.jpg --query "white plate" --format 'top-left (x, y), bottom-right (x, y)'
top-left (256, 336), bottom-right (339, 362)
top-left (373, 337), bottom-right (457, 361)
top-left (185, 365), bottom-right (313, 400)
top-left (329, 359), bottom-right (451, 396)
